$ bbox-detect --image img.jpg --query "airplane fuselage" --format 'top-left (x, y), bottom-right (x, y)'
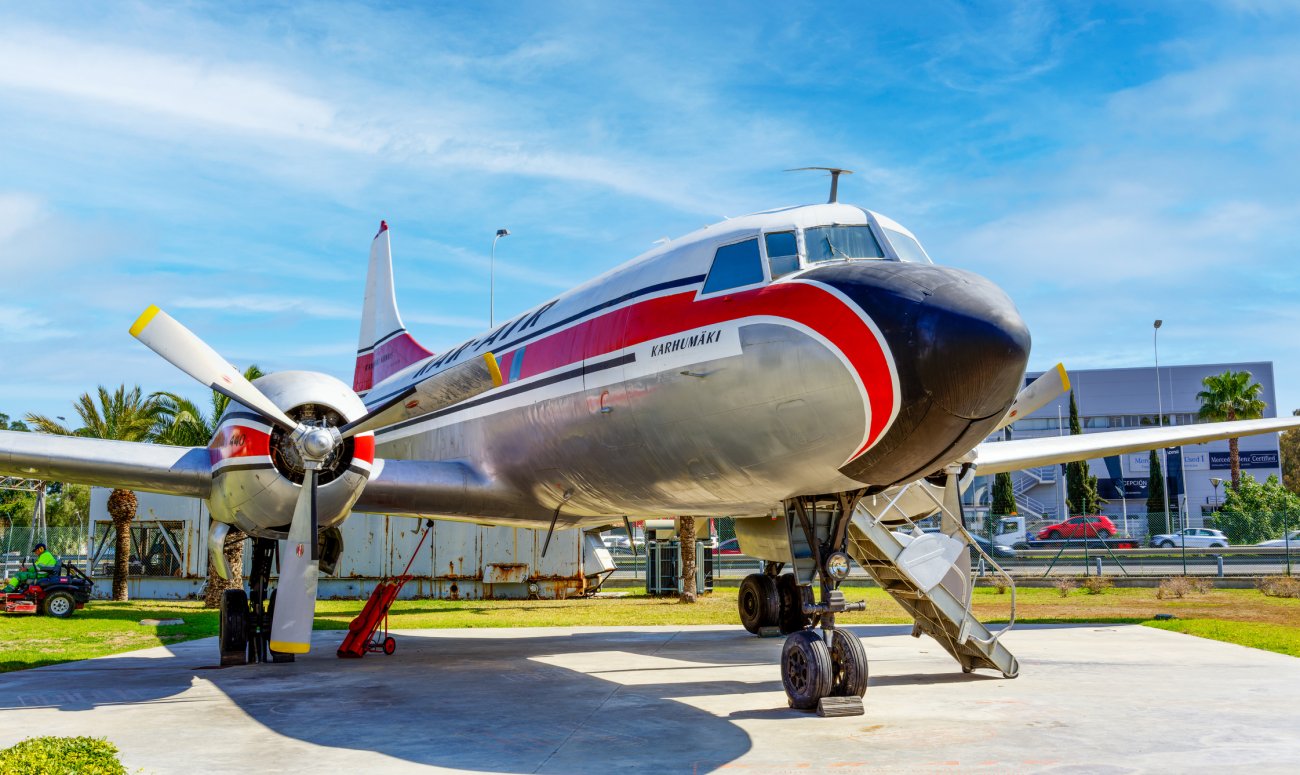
top-left (360, 203), bottom-right (1031, 529)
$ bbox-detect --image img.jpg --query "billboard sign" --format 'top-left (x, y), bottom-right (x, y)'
top-left (1209, 451), bottom-right (1279, 470)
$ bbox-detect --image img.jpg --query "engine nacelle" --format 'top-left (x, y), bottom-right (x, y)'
top-left (206, 371), bottom-right (375, 537)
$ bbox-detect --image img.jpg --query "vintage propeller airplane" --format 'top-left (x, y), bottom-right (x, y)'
top-left (3, 169), bottom-right (1298, 711)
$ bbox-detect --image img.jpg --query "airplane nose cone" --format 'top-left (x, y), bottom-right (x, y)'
top-left (803, 262), bottom-right (1030, 486)
top-left (912, 269), bottom-right (1031, 419)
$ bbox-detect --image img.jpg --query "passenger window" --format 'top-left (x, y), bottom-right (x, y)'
top-left (765, 231), bottom-right (799, 279)
top-left (703, 238), bottom-right (763, 294)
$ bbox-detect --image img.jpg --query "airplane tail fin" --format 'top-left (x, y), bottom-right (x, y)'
top-left (353, 221), bottom-right (433, 393)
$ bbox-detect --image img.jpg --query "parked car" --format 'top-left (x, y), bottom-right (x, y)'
top-left (716, 538), bottom-right (743, 555)
top-left (1149, 528), bottom-right (1229, 548)
top-left (1037, 515), bottom-right (1119, 540)
top-left (972, 534), bottom-right (1017, 560)
top-left (1254, 530), bottom-right (1300, 548)
top-left (600, 534), bottom-right (643, 554)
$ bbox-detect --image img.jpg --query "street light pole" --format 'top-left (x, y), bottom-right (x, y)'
top-left (490, 228), bottom-right (510, 328)
top-left (1154, 320), bottom-right (1174, 549)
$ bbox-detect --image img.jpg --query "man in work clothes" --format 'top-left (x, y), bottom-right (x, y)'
top-left (5, 542), bottom-right (58, 590)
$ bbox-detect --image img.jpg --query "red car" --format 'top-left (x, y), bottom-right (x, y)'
top-left (1037, 515), bottom-right (1118, 540)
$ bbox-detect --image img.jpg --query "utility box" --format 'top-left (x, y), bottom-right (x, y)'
top-left (645, 540), bottom-right (714, 595)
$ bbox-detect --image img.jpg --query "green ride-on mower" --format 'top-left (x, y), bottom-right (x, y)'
top-left (3, 562), bottom-right (94, 617)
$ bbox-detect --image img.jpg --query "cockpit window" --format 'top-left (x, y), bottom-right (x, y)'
top-left (764, 231), bottom-right (799, 279)
top-left (883, 227), bottom-right (931, 263)
top-left (805, 226), bottom-right (884, 264)
top-left (703, 238), bottom-right (763, 294)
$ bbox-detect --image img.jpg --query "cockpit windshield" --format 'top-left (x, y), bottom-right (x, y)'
top-left (804, 226), bottom-right (884, 263)
top-left (882, 227), bottom-right (931, 263)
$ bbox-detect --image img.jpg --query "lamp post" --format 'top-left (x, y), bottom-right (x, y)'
top-left (490, 228), bottom-right (510, 328)
top-left (1154, 320), bottom-right (1174, 547)
top-left (1210, 477), bottom-right (1223, 512)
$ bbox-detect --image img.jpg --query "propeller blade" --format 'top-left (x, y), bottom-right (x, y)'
top-left (339, 351), bottom-right (503, 439)
top-left (130, 305), bottom-right (297, 431)
top-left (269, 468), bottom-right (320, 655)
top-left (994, 363), bottom-right (1069, 433)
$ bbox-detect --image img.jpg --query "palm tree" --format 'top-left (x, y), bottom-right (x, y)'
top-left (1197, 370), bottom-right (1267, 490)
top-left (27, 386), bottom-right (163, 601)
top-left (152, 365), bottom-right (263, 607)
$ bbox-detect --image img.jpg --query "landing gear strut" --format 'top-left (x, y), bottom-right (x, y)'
top-left (217, 537), bottom-right (294, 666)
top-left (744, 492), bottom-right (872, 712)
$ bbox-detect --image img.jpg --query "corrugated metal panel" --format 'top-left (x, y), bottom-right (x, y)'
top-left (87, 490), bottom-right (589, 598)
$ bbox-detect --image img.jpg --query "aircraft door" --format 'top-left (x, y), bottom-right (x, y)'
top-left (582, 305), bottom-right (642, 451)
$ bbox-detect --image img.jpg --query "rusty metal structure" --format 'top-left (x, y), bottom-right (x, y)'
top-left (87, 488), bottom-right (586, 600)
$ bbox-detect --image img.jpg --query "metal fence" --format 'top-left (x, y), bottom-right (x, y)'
top-left (1, 525), bottom-right (89, 577)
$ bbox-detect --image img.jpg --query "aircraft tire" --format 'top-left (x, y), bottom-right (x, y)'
top-left (776, 574), bottom-right (812, 635)
top-left (829, 629), bottom-right (868, 697)
top-left (738, 574), bottom-right (779, 633)
top-left (782, 630), bottom-right (832, 710)
top-left (219, 589), bottom-right (249, 666)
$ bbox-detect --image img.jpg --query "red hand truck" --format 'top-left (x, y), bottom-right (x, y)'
top-left (337, 521), bottom-right (433, 658)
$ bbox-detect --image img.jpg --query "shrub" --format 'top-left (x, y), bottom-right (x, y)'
top-left (1053, 577), bottom-right (1077, 597)
top-left (0, 736), bottom-right (126, 775)
top-left (1158, 577), bottom-right (1195, 599)
top-left (1256, 576), bottom-right (1300, 599)
top-left (1082, 576), bottom-right (1112, 595)
top-left (989, 575), bottom-right (1011, 595)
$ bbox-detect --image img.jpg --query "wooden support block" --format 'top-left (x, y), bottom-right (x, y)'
top-left (817, 696), bottom-right (864, 717)
top-left (757, 626), bottom-right (783, 638)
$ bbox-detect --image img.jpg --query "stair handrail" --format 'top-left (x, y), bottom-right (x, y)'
top-left (914, 484), bottom-right (1017, 650)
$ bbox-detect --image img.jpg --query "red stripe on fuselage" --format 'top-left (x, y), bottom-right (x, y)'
top-left (497, 281), bottom-right (895, 455)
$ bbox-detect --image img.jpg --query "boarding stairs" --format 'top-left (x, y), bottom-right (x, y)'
top-left (845, 483), bottom-right (1019, 678)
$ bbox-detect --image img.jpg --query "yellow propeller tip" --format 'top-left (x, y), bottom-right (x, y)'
top-left (484, 352), bottom-right (504, 387)
top-left (268, 641), bottom-right (311, 654)
top-left (129, 305), bottom-right (162, 337)
top-left (1055, 362), bottom-right (1071, 392)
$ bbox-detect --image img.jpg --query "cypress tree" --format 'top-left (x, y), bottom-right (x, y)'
top-left (991, 472), bottom-right (1016, 516)
top-left (1146, 449), bottom-right (1168, 536)
top-left (989, 472), bottom-right (1016, 540)
top-left (1065, 391), bottom-right (1100, 514)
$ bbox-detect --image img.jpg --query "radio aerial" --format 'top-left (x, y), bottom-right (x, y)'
top-left (786, 167), bottom-right (854, 203)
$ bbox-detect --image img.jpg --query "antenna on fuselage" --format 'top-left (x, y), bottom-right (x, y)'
top-left (786, 166), bottom-right (854, 203)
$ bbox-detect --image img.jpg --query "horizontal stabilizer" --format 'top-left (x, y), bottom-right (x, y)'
top-left (975, 415), bottom-right (1300, 474)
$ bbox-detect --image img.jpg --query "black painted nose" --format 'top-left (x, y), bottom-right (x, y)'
top-left (804, 262), bottom-right (1030, 486)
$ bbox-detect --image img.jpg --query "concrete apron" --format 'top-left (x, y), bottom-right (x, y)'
top-left (1, 624), bottom-right (1297, 773)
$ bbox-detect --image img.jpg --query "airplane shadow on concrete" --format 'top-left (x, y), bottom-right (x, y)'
top-left (0, 623), bottom-right (1017, 773)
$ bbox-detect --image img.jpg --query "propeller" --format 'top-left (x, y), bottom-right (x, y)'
top-left (130, 304), bottom-right (502, 654)
top-left (131, 306), bottom-right (297, 431)
top-left (993, 363), bottom-right (1069, 433)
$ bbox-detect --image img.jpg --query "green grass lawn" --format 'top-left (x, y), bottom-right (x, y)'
top-left (1, 585), bottom-right (1296, 673)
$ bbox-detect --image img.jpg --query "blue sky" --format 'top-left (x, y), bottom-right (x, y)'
top-left (2, 1), bottom-right (1299, 424)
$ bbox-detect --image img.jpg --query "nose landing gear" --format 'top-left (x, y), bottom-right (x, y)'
top-left (740, 492), bottom-right (871, 714)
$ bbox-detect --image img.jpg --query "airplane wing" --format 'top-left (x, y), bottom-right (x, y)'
top-left (0, 429), bottom-right (210, 497)
top-left (974, 415), bottom-right (1300, 475)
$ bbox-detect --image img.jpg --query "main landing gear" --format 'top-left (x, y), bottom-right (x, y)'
top-left (219, 537), bottom-right (295, 666)
top-left (739, 492), bottom-right (870, 712)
